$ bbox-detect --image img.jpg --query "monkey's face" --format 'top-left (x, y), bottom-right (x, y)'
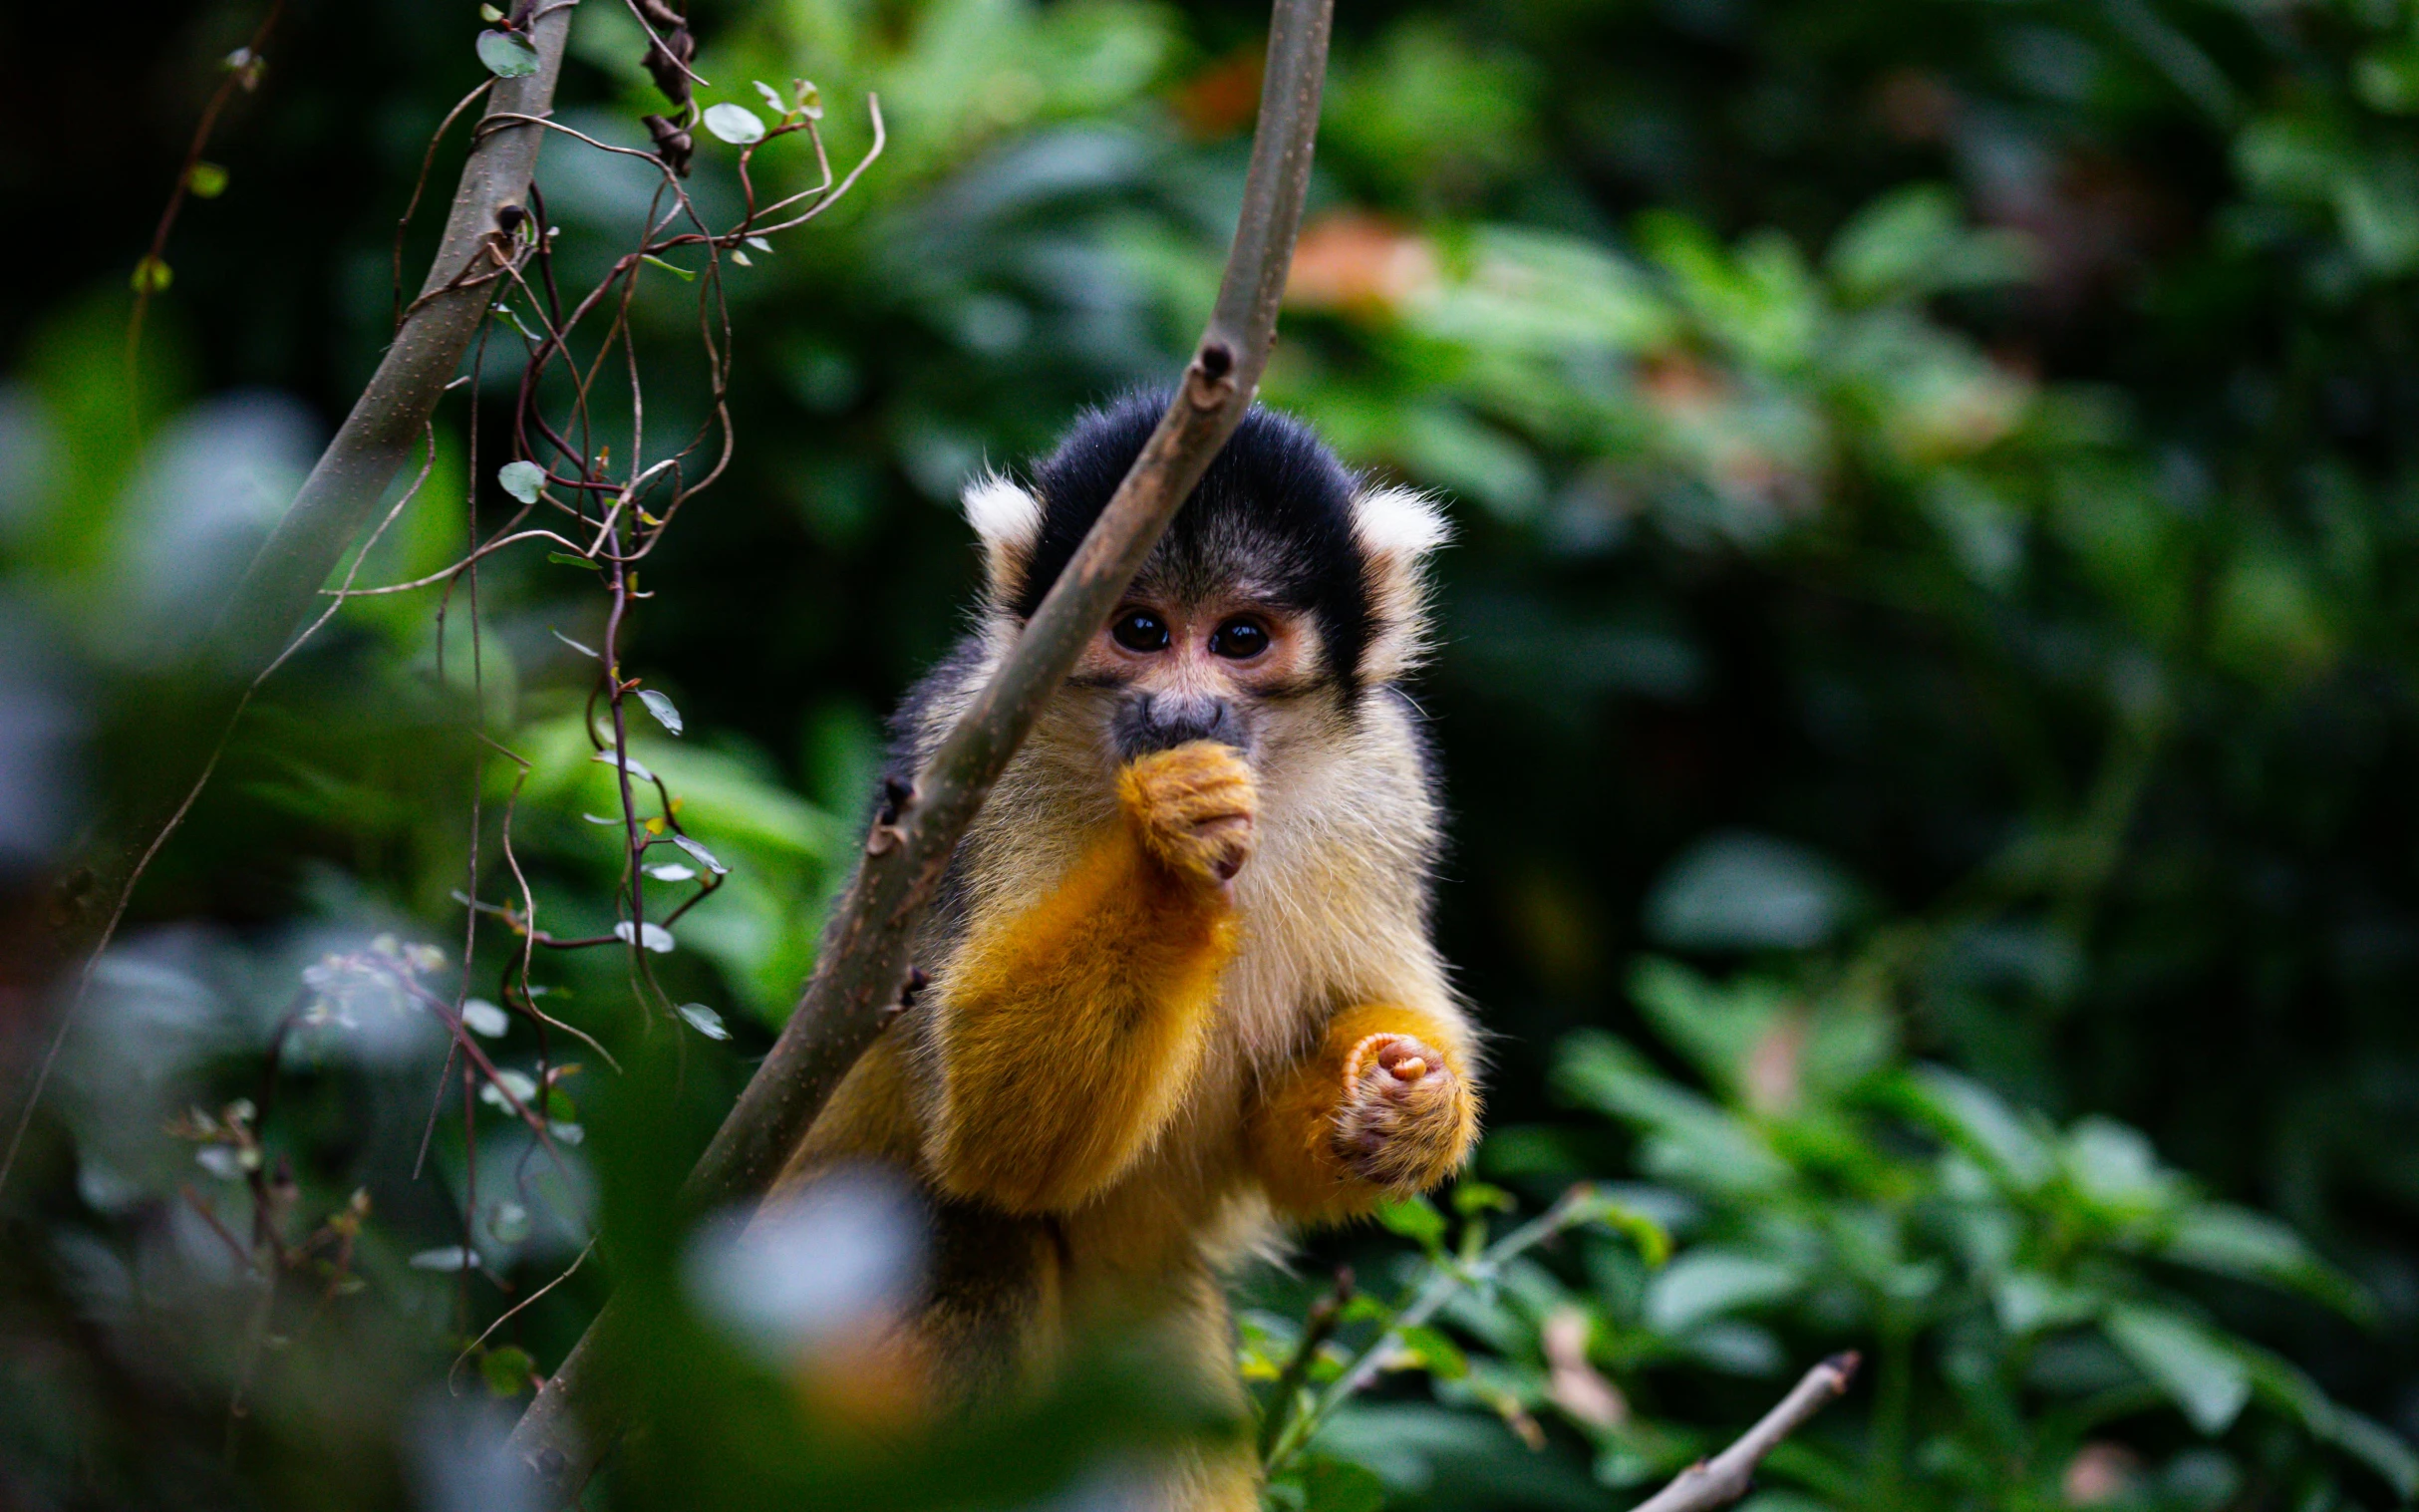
top-left (961, 400), bottom-right (1451, 785)
top-left (1073, 589), bottom-right (1324, 766)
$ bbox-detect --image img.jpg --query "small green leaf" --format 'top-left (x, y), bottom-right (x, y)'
top-left (487, 1200), bottom-right (532, 1244)
top-left (460, 999), bottom-right (509, 1038)
top-left (1451, 1181), bottom-right (1515, 1217)
top-left (550, 628), bottom-right (597, 659)
top-left (672, 833), bottom-right (728, 874)
top-left (409, 1246), bottom-right (480, 1272)
top-left (1338, 1295), bottom-right (1392, 1329)
top-left (186, 161), bottom-right (229, 199)
top-left (1294, 1459), bottom-right (1386, 1512)
top-left (196, 1145), bottom-right (246, 1179)
top-left (613, 921), bottom-right (675, 953)
top-left (478, 3), bottom-right (504, 19)
top-left (2163, 1203), bottom-right (2373, 1320)
top-left (481, 1345), bottom-right (534, 1397)
top-left (1992, 1271), bottom-right (2099, 1336)
top-left (746, 235), bottom-right (773, 253)
top-left (1905, 1063), bottom-right (2056, 1190)
top-left (641, 254), bottom-right (696, 281)
top-left (475, 29), bottom-right (540, 78)
top-left (1374, 1194), bottom-right (1447, 1251)
top-left (546, 552), bottom-right (601, 570)
top-left (543, 1086), bottom-right (577, 1121)
top-left (498, 459), bottom-right (546, 502)
top-left (702, 102), bottom-right (765, 144)
top-left (1576, 1193), bottom-right (1672, 1268)
top-left (591, 749), bottom-right (657, 783)
top-left (793, 79), bottom-right (823, 120)
top-left (1395, 1324), bottom-right (1469, 1379)
top-left (131, 257), bottom-right (173, 295)
top-left (493, 301), bottom-right (543, 341)
top-left (479, 1069), bottom-right (538, 1112)
top-left (2104, 1304), bottom-right (2253, 1434)
top-left (1643, 1250), bottom-right (1801, 1335)
top-left (754, 80), bottom-right (787, 116)
top-left (636, 688), bottom-right (683, 735)
top-left (1556, 1031), bottom-right (1792, 1194)
top-left (678, 1003), bottom-right (731, 1041)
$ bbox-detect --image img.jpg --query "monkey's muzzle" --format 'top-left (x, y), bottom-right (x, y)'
top-left (1112, 693), bottom-right (1249, 761)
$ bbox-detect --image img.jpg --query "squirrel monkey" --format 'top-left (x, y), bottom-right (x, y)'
top-left (773, 395), bottom-right (1479, 1505)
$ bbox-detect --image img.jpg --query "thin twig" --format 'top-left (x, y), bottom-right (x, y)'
top-left (451, 1240), bottom-right (598, 1394)
top-left (129, 0), bottom-right (289, 410)
top-left (394, 81), bottom-right (498, 333)
top-left (1624, 1354), bottom-right (1861, 1512)
top-left (1257, 1268), bottom-right (1353, 1464)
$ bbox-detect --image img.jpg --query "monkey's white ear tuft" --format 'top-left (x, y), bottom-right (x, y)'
top-left (963, 471), bottom-right (1043, 602)
top-left (1353, 485), bottom-right (1450, 683)
top-left (1352, 484), bottom-right (1451, 560)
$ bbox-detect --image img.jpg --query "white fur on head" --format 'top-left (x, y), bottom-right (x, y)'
top-left (1352, 485), bottom-right (1450, 683)
top-left (963, 471), bottom-right (1043, 602)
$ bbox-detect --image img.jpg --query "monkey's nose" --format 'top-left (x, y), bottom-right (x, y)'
top-left (1112, 694), bottom-right (1246, 760)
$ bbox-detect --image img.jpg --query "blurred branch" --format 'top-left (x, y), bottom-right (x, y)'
top-left (502, 0), bottom-right (1337, 1490)
top-left (6, 2), bottom-right (582, 1194)
top-left (1625, 1354), bottom-right (1861, 1512)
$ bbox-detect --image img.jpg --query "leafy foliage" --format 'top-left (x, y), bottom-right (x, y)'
top-left (3, 0), bottom-right (2419, 1503)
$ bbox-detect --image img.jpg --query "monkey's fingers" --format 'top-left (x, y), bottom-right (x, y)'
top-left (1333, 1034), bottom-right (1468, 1191)
top-left (1144, 810), bottom-right (1257, 885)
top-left (1154, 775), bottom-right (1255, 823)
top-left (1118, 742), bottom-right (1260, 885)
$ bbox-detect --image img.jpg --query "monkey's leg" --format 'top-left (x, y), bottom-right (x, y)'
top-left (928, 741), bottom-right (1255, 1214)
top-left (1246, 1003), bottom-right (1480, 1223)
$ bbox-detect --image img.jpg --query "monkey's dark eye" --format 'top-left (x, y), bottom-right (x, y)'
top-left (1110, 609), bottom-right (1170, 653)
top-left (1209, 617), bottom-right (1270, 660)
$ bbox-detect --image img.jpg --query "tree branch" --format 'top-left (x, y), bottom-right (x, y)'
top-left (1624, 1353), bottom-right (1861, 1512)
top-left (503, 0), bottom-right (1335, 1488)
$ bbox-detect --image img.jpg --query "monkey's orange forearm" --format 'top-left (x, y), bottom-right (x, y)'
top-left (1248, 1003), bottom-right (1478, 1224)
top-left (926, 818), bottom-right (1236, 1214)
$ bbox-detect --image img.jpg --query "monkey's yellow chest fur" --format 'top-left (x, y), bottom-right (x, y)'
top-left (773, 741), bottom-right (1476, 1507)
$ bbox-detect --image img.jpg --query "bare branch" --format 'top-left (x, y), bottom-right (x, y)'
top-left (1625, 1354), bottom-right (1861, 1512)
top-left (502, 0), bottom-right (1335, 1488)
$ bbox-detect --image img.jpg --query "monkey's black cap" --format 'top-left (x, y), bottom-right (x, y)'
top-left (1011, 391), bottom-right (1376, 692)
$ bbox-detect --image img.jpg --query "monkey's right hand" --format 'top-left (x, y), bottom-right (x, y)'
top-left (1117, 741), bottom-right (1258, 887)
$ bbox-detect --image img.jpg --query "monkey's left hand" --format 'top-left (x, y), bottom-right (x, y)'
top-left (1330, 1032), bottom-right (1469, 1192)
